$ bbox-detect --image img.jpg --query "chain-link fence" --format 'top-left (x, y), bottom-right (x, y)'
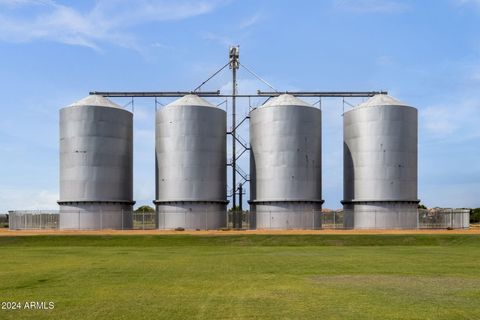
top-left (157, 211), bottom-right (228, 230)
top-left (343, 207), bottom-right (419, 229)
top-left (8, 210), bottom-right (59, 230)
top-left (7, 210), bottom-right (343, 230)
top-left (7, 208), bottom-right (470, 230)
top-left (418, 208), bottom-right (470, 229)
top-left (250, 210), bottom-right (344, 230)
top-left (320, 211), bottom-right (344, 229)
top-left (8, 210), bottom-right (157, 230)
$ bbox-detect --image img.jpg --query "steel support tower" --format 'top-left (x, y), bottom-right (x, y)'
top-left (90, 47), bottom-right (387, 229)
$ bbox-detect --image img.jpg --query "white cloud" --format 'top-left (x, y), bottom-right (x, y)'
top-left (0, 0), bottom-right (225, 51)
top-left (455, 0), bottom-right (480, 6)
top-left (202, 11), bottom-right (264, 47)
top-left (421, 106), bottom-right (457, 136)
top-left (420, 98), bottom-right (480, 141)
top-left (238, 13), bottom-right (261, 29)
top-left (333, 0), bottom-right (408, 13)
top-left (151, 41), bottom-right (171, 49)
top-left (0, 187), bottom-right (58, 212)
top-left (0, 0), bottom-right (53, 7)
top-left (201, 32), bottom-right (234, 47)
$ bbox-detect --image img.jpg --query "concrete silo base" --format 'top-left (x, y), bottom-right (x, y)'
top-left (343, 201), bottom-right (418, 229)
top-left (155, 201), bottom-right (227, 230)
top-left (59, 202), bottom-right (134, 230)
top-left (250, 201), bottom-right (323, 230)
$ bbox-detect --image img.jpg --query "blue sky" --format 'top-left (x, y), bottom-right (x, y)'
top-left (0, 0), bottom-right (479, 212)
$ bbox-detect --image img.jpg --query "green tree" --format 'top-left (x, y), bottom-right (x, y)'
top-left (228, 206), bottom-right (242, 212)
top-left (470, 208), bottom-right (480, 223)
top-left (135, 205), bottom-right (155, 213)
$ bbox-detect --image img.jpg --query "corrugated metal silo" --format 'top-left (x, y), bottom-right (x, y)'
top-left (342, 94), bottom-right (419, 229)
top-left (58, 95), bottom-right (134, 229)
top-left (155, 95), bottom-right (227, 229)
top-left (249, 94), bottom-right (323, 229)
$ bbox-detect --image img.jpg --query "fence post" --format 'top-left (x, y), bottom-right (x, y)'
top-left (417, 208), bottom-right (420, 229)
top-left (333, 210), bottom-right (336, 230)
top-left (451, 209), bottom-right (454, 229)
top-left (312, 209), bottom-right (314, 230)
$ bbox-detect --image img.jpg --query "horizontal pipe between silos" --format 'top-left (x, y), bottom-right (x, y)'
top-left (153, 200), bottom-right (229, 204)
top-left (249, 200), bottom-right (324, 204)
top-left (58, 200), bottom-right (136, 205)
top-left (341, 200), bottom-right (420, 204)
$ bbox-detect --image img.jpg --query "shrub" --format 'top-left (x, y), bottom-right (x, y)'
top-left (470, 208), bottom-right (480, 223)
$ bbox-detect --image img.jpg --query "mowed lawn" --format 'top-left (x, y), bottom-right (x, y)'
top-left (1, 235), bottom-right (480, 319)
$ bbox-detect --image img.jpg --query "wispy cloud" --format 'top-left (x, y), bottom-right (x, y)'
top-left (238, 13), bottom-right (261, 29)
top-left (0, 0), bottom-right (225, 51)
top-left (0, 187), bottom-right (58, 211)
top-left (201, 32), bottom-right (234, 47)
top-left (333, 0), bottom-right (408, 13)
top-left (455, 0), bottom-right (480, 7)
top-left (202, 11), bottom-right (264, 47)
top-left (0, 0), bottom-right (54, 7)
top-left (420, 98), bottom-right (480, 141)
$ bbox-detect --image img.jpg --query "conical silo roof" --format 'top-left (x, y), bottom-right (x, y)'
top-left (262, 94), bottom-right (311, 108)
top-left (357, 94), bottom-right (409, 108)
top-left (67, 94), bottom-right (123, 109)
top-left (165, 94), bottom-right (216, 108)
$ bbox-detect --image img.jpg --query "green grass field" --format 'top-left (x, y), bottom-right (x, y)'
top-left (1, 234), bottom-right (480, 319)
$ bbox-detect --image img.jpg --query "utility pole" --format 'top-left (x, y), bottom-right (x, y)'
top-left (239, 182), bottom-right (243, 229)
top-left (229, 46), bottom-right (239, 228)
top-left (239, 183), bottom-right (243, 212)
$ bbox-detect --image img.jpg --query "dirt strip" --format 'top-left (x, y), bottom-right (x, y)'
top-left (1, 227), bottom-right (480, 236)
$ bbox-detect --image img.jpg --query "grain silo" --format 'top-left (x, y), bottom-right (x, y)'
top-left (249, 94), bottom-right (323, 229)
top-left (342, 94), bottom-right (419, 229)
top-left (58, 95), bottom-right (134, 229)
top-left (155, 94), bottom-right (227, 229)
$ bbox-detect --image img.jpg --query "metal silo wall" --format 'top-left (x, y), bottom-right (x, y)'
top-left (58, 105), bottom-right (134, 229)
top-left (343, 104), bottom-right (418, 229)
top-left (249, 104), bottom-right (323, 229)
top-left (155, 104), bottom-right (227, 229)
